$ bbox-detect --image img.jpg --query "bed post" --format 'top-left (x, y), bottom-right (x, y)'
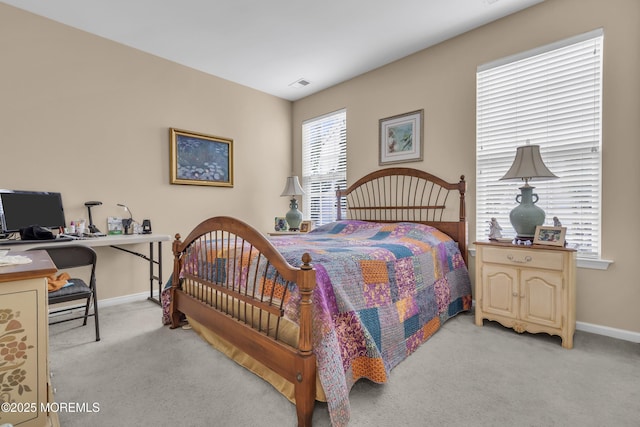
top-left (294, 252), bottom-right (316, 427)
top-left (170, 233), bottom-right (183, 329)
top-left (457, 175), bottom-right (468, 265)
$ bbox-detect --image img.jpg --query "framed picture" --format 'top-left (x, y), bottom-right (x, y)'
top-left (170, 128), bottom-right (233, 187)
top-left (299, 220), bottom-right (312, 233)
top-left (379, 109), bottom-right (424, 165)
top-left (274, 217), bottom-right (288, 232)
top-left (533, 225), bottom-right (567, 246)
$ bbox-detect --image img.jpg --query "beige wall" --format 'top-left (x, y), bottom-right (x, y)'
top-left (292, 0), bottom-right (640, 334)
top-left (1, 4), bottom-right (293, 301)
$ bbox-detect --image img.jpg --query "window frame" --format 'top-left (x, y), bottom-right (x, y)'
top-left (476, 29), bottom-right (605, 263)
top-left (301, 109), bottom-right (347, 226)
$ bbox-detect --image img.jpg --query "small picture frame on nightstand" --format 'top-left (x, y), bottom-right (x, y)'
top-left (299, 220), bottom-right (312, 233)
top-left (274, 217), bottom-right (288, 232)
top-left (533, 225), bottom-right (566, 246)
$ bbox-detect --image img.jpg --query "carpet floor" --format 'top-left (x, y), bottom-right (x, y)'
top-left (48, 300), bottom-right (639, 427)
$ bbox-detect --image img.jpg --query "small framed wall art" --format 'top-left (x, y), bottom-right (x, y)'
top-left (533, 225), bottom-right (567, 247)
top-left (379, 109), bottom-right (424, 165)
top-left (170, 128), bottom-right (233, 187)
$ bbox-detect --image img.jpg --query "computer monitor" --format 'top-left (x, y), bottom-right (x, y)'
top-left (0, 190), bottom-right (66, 234)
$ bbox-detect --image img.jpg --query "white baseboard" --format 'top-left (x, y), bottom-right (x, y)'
top-left (49, 291), bottom-right (158, 318)
top-left (576, 321), bottom-right (640, 343)
top-left (98, 291), bottom-right (160, 308)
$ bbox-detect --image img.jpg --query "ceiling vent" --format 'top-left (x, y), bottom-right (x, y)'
top-left (289, 78), bottom-right (311, 88)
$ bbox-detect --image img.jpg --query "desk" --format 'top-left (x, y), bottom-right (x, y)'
top-left (0, 234), bottom-right (171, 304)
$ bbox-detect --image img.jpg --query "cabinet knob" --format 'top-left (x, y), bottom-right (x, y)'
top-left (507, 254), bottom-right (532, 263)
top-left (512, 291), bottom-right (519, 297)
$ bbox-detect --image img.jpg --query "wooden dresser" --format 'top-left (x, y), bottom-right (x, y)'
top-left (0, 251), bottom-right (59, 426)
top-left (474, 241), bottom-right (577, 349)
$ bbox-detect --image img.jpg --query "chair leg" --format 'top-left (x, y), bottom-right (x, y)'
top-left (92, 294), bottom-right (100, 342)
top-left (83, 296), bottom-right (90, 326)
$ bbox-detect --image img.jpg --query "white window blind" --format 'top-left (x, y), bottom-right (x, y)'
top-left (302, 109), bottom-right (347, 226)
top-left (476, 29), bottom-right (603, 258)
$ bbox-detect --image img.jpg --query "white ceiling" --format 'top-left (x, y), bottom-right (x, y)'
top-left (2, 0), bottom-right (543, 101)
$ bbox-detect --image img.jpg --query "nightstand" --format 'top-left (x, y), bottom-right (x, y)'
top-left (474, 241), bottom-right (577, 348)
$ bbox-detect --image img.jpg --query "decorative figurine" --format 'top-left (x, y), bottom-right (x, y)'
top-left (488, 217), bottom-right (503, 240)
top-left (553, 216), bottom-right (568, 246)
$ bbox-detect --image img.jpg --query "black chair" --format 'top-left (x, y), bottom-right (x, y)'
top-left (30, 245), bottom-right (100, 341)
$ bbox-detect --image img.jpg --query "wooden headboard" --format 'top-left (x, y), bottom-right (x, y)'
top-left (336, 167), bottom-right (468, 264)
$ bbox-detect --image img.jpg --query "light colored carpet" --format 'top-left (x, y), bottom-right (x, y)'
top-left (48, 300), bottom-right (639, 427)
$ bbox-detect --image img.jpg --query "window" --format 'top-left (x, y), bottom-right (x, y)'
top-left (302, 109), bottom-right (347, 226)
top-left (476, 29), bottom-right (603, 258)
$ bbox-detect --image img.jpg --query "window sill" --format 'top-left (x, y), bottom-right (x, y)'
top-left (576, 257), bottom-right (613, 270)
top-left (468, 248), bottom-right (613, 270)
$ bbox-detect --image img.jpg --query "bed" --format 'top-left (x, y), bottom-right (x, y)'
top-left (167, 167), bottom-right (472, 427)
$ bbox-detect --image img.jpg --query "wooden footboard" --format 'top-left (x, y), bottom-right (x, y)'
top-left (170, 216), bottom-right (317, 427)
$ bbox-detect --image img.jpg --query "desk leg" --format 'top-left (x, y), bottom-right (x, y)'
top-left (110, 242), bottom-right (163, 305)
top-left (148, 242), bottom-right (163, 305)
top-left (149, 243), bottom-right (154, 302)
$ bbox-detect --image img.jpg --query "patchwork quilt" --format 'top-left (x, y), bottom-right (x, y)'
top-left (269, 220), bottom-right (472, 426)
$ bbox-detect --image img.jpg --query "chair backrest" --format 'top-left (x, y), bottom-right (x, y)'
top-left (30, 245), bottom-right (97, 270)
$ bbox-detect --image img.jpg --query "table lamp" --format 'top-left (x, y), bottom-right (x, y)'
top-left (84, 201), bottom-right (102, 233)
top-left (280, 176), bottom-right (305, 231)
top-left (500, 142), bottom-right (557, 240)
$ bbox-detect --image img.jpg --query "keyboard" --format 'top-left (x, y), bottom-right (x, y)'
top-left (0, 231), bottom-right (110, 245)
top-left (0, 235), bottom-right (75, 245)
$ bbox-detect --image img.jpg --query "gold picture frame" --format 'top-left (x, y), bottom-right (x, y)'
top-left (533, 225), bottom-right (566, 246)
top-left (379, 109), bottom-right (424, 165)
top-left (299, 220), bottom-right (312, 233)
top-left (170, 128), bottom-right (233, 187)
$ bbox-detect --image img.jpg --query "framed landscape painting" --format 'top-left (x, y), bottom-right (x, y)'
top-left (170, 128), bottom-right (233, 187)
top-left (379, 109), bottom-right (424, 165)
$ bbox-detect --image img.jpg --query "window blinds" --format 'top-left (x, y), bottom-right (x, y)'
top-left (476, 29), bottom-right (603, 258)
top-left (302, 109), bottom-right (347, 226)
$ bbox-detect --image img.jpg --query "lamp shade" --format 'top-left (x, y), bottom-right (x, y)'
top-left (500, 144), bottom-right (557, 182)
top-left (280, 176), bottom-right (305, 197)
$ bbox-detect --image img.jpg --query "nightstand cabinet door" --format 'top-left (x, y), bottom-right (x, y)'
top-left (520, 269), bottom-right (563, 329)
top-left (481, 264), bottom-right (519, 320)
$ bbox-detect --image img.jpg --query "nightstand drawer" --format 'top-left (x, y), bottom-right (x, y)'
top-left (482, 246), bottom-right (564, 271)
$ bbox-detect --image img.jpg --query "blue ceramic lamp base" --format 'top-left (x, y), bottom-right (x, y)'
top-left (285, 198), bottom-right (303, 231)
top-left (509, 185), bottom-right (545, 239)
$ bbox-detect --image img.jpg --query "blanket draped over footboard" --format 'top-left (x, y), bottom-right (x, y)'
top-left (270, 220), bottom-right (472, 426)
